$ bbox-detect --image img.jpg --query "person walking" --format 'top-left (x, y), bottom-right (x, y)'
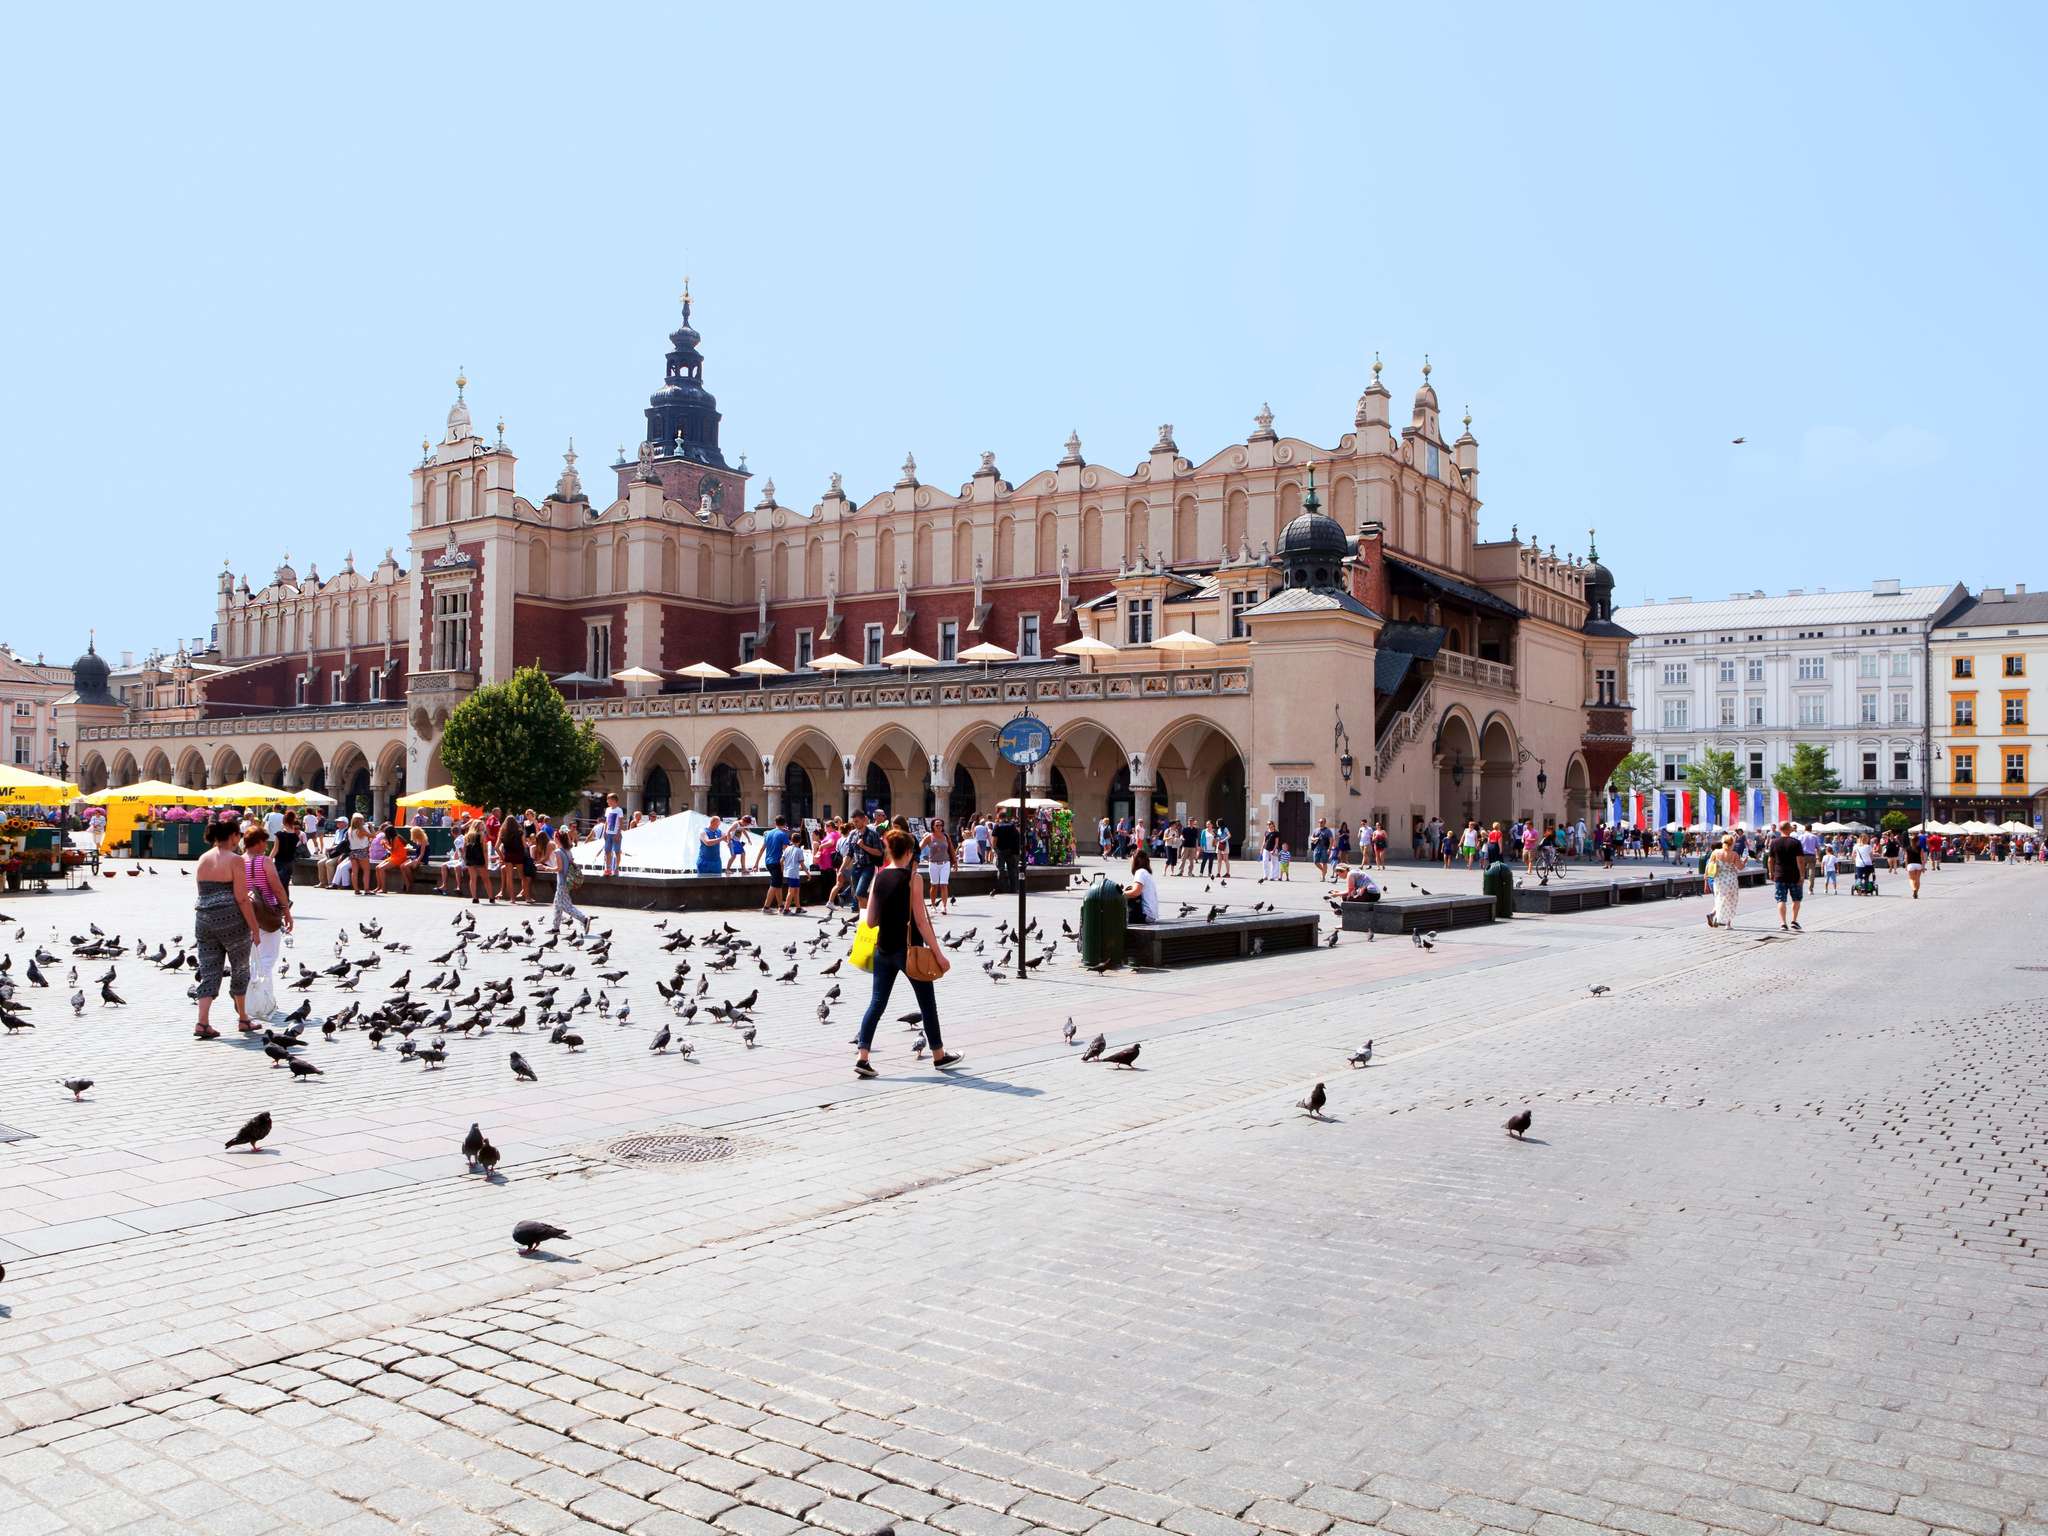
top-left (921, 816), bottom-right (955, 915)
top-left (240, 823), bottom-right (294, 1020)
top-left (853, 828), bottom-right (958, 1079)
top-left (1215, 821), bottom-right (1233, 879)
top-left (192, 819), bottom-right (259, 1039)
top-left (780, 824), bottom-right (806, 913)
top-left (760, 816), bottom-right (791, 913)
top-left (1906, 836), bottom-right (1925, 898)
top-left (460, 818), bottom-right (490, 901)
top-left (1822, 843), bottom-right (1839, 893)
top-left (543, 827), bottom-right (592, 935)
top-left (1310, 818), bottom-right (1332, 879)
top-left (346, 812), bottom-right (372, 894)
top-left (272, 810), bottom-right (301, 911)
top-left (1708, 833), bottom-right (1744, 930)
top-left (1852, 832), bottom-right (1877, 894)
top-left (993, 809), bottom-right (1022, 894)
top-left (600, 792), bottom-right (625, 877)
top-left (1260, 823), bottom-right (1281, 882)
top-left (1769, 820), bottom-right (1806, 931)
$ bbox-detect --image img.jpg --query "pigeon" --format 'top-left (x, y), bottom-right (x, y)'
top-left (59, 1077), bottom-right (93, 1100)
top-left (1324, 928), bottom-right (1339, 949)
top-left (510, 1051), bottom-right (537, 1082)
top-left (100, 980), bottom-right (126, 1006)
top-left (1063, 1017), bottom-right (1077, 1045)
top-left (1590, 984), bottom-right (1610, 997)
top-left (225, 1111), bottom-right (273, 1151)
top-left (264, 1043), bottom-right (293, 1067)
top-left (287, 1057), bottom-right (324, 1080)
top-left (1347, 1039), bottom-right (1374, 1069)
top-left (416, 1045), bottom-right (448, 1069)
top-left (477, 1139), bottom-right (500, 1175)
top-left (25, 958), bottom-right (46, 987)
top-left (512, 1220), bottom-right (569, 1254)
top-left (1081, 1033), bottom-right (1105, 1063)
top-left (1101, 1042), bottom-right (1141, 1068)
top-left (1504, 1108), bottom-right (1533, 1139)
top-left (462, 1123), bottom-right (485, 1170)
top-left (776, 965), bottom-right (798, 984)
top-left (1299, 1082), bottom-right (1328, 1119)
top-left (1418, 932), bottom-right (1437, 950)
top-left (650, 1025), bottom-right (671, 1053)
top-left (740, 1025), bottom-right (757, 1049)
top-left (283, 999), bottom-right (312, 1025)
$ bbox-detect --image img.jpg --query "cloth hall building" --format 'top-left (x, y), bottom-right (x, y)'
top-left (61, 298), bottom-right (1634, 852)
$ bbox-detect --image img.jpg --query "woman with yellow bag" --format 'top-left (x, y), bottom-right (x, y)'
top-left (851, 827), bottom-right (958, 1079)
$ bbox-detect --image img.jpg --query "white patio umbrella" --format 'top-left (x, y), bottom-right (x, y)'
top-left (1150, 629), bottom-right (1218, 668)
top-left (956, 640), bottom-right (1016, 677)
top-left (808, 652), bottom-right (864, 678)
top-left (611, 665), bottom-right (665, 687)
top-left (675, 661), bottom-right (730, 697)
top-left (880, 648), bottom-right (938, 682)
top-left (734, 657), bottom-right (790, 690)
top-left (1054, 635), bottom-right (1117, 662)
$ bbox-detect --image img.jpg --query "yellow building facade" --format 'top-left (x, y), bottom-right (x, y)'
top-left (1930, 585), bottom-right (2048, 827)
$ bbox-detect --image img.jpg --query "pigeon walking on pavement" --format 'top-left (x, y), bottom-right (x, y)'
top-left (1299, 1082), bottom-right (1328, 1119)
top-left (1504, 1108), bottom-right (1533, 1139)
top-left (513, 1220), bottom-right (569, 1254)
top-left (225, 1111), bottom-right (273, 1151)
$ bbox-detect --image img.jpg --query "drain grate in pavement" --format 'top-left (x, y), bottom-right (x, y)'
top-left (600, 1131), bottom-right (759, 1167)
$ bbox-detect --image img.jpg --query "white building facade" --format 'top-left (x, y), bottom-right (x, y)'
top-left (1613, 580), bottom-right (1965, 812)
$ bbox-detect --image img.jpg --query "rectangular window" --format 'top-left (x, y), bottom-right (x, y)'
top-left (1594, 668), bottom-right (1617, 706)
top-left (1426, 443), bottom-right (1440, 479)
top-left (1718, 659), bottom-right (1735, 684)
top-left (1954, 697), bottom-right (1974, 726)
top-left (1797, 655), bottom-right (1826, 680)
top-left (1891, 652), bottom-right (1912, 678)
top-left (1953, 751), bottom-right (1974, 785)
top-left (433, 588), bottom-right (470, 671)
top-left (1747, 695), bottom-right (1765, 726)
top-left (142, 686), bottom-right (156, 710)
top-left (1954, 656), bottom-right (1973, 678)
top-left (863, 623), bottom-right (884, 666)
top-left (1746, 657), bottom-right (1764, 682)
top-left (1748, 750), bottom-right (1765, 781)
top-left (1719, 696), bottom-right (1736, 727)
top-left (1662, 662), bottom-right (1688, 685)
top-left (11, 735), bottom-right (29, 767)
top-left (1859, 691), bottom-right (1878, 724)
top-left (1125, 598), bottom-right (1154, 646)
top-left (1228, 588), bottom-right (1260, 639)
top-left (738, 632), bottom-right (757, 664)
top-left (1891, 691), bottom-right (1910, 724)
top-left (368, 669), bottom-right (383, 702)
top-left (937, 620), bottom-right (959, 662)
top-left (293, 676), bottom-right (308, 708)
top-left (1893, 750), bottom-right (1911, 782)
top-left (1662, 698), bottom-right (1689, 730)
top-left (1798, 695), bottom-right (1826, 727)
top-left (1860, 750), bottom-right (1878, 782)
top-left (1859, 654), bottom-right (1879, 679)
top-left (11, 701), bottom-right (28, 717)
top-left (2006, 751), bottom-right (2026, 785)
top-left (795, 629), bottom-right (814, 671)
top-left (1018, 613), bottom-right (1041, 659)
top-left (1662, 753), bottom-right (1688, 782)
top-left (330, 672), bottom-right (346, 705)
top-left (2005, 695), bottom-right (2027, 727)
top-left (587, 621), bottom-right (612, 679)
top-left (2005, 654), bottom-right (2026, 677)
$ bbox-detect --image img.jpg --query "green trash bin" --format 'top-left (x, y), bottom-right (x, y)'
top-left (1078, 874), bottom-right (1127, 969)
top-left (1482, 858), bottom-right (1515, 918)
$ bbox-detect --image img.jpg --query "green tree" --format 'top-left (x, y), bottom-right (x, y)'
top-left (1606, 750), bottom-right (1656, 795)
top-left (1686, 747), bottom-right (1745, 800)
top-left (1771, 742), bottom-right (1841, 821)
top-left (1880, 809), bottom-right (1910, 836)
top-left (441, 665), bottom-right (605, 818)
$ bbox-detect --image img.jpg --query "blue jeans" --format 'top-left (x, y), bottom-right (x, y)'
top-left (855, 950), bottom-right (942, 1053)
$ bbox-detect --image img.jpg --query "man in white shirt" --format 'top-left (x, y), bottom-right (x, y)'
top-left (263, 807), bottom-right (285, 838)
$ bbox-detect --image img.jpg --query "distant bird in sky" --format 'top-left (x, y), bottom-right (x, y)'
top-left (1730, 436), bottom-right (1746, 444)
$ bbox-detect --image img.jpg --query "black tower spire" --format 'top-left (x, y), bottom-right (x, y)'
top-left (643, 282), bottom-right (729, 469)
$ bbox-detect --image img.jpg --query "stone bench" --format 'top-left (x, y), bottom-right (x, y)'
top-left (1126, 910), bottom-right (1320, 966)
top-left (1338, 894), bottom-right (1495, 934)
top-left (1513, 881), bottom-right (1618, 914)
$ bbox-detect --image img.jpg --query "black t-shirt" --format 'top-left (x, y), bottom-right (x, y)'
top-left (1768, 836), bottom-right (1804, 884)
top-left (851, 826), bottom-right (883, 869)
top-left (871, 865), bottom-right (913, 953)
top-left (993, 822), bottom-right (1021, 854)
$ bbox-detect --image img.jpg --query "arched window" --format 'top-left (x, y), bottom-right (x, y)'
top-left (805, 538), bottom-right (824, 598)
top-left (696, 544), bottom-right (714, 598)
top-left (1174, 497), bottom-right (1198, 564)
top-left (740, 546), bottom-right (759, 600)
top-left (771, 541), bottom-right (790, 600)
top-left (995, 516), bottom-right (1016, 578)
top-left (1081, 506), bottom-right (1102, 569)
top-left (952, 520), bottom-right (974, 584)
top-left (839, 534), bottom-right (857, 596)
top-left (1124, 501), bottom-right (1148, 565)
top-left (877, 528), bottom-right (896, 588)
top-left (661, 537), bottom-right (680, 592)
top-left (582, 545), bottom-right (598, 597)
top-left (913, 523), bottom-right (934, 586)
top-left (613, 538), bottom-right (630, 593)
top-left (783, 762), bottom-right (814, 825)
top-left (1035, 511), bottom-right (1057, 574)
top-left (1224, 489), bottom-right (1249, 556)
top-left (708, 761), bottom-right (742, 818)
top-left (528, 539), bottom-right (549, 596)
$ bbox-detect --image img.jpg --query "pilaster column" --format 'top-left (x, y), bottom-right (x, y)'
top-left (1130, 776), bottom-right (1155, 842)
top-left (765, 785), bottom-right (784, 822)
top-left (843, 778), bottom-right (864, 817)
top-left (930, 785), bottom-right (951, 824)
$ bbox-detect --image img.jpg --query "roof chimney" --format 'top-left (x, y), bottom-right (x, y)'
top-left (2015, 584), bottom-right (2027, 596)
top-left (121, 650), bottom-right (134, 667)
top-left (1787, 588), bottom-right (1803, 596)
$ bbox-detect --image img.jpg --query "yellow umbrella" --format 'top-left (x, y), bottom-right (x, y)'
top-left (395, 784), bottom-right (475, 811)
top-left (83, 779), bottom-right (212, 807)
top-left (0, 764), bottom-right (81, 806)
top-left (203, 780), bottom-right (306, 807)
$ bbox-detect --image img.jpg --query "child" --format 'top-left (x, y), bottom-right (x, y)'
top-left (780, 832), bottom-right (804, 913)
top-left (1279, 843), bottom-right (1293, 881)
top-left (1822, 846), bottom-right (1839, 893)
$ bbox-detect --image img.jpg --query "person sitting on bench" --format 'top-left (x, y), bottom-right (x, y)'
top-left (1121, 848), bottom-right (1160, 927)
top-left (1334, 864), bottom-right (1381, 902)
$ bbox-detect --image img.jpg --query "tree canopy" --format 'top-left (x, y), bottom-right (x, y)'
top-left (440, 665), bottom-right (605, 818)
top-left (1606, 750), bottom-right (1656, 795)
top-left (1772, 742), bottom-right (1841, 821)
top-left (1686, 747), bottom-right (1745, 799)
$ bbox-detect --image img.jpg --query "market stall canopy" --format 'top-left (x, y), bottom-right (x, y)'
top-left (997, 796), bottom-right (1066, 810)
top-left (82, 780), bottom-right (212, 807)
top-left (0, 765), bottom-right (81, 806)
top-left (295, 788), bottom-right (337, 806)
top-left (395, 784), bottom-right (477, 812)
top-left (203, 780), bottom-right (306, 807)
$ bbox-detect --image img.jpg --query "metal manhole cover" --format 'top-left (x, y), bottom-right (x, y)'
top-left (604, 1132), bottom-right (749, 1166)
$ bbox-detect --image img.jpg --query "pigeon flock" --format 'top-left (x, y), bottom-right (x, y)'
top-left (0, 876), bottom-right (1545, 1265)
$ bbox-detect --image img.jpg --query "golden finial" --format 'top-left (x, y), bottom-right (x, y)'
top-left (1422, 354), bottom-right (1431, 380)
top-left (455, 367), bottom-right (467, 399)
top-left (1463, 404), bottom-right (1472, 429)
top-left (1371, 351), bottom-right (1382, 379)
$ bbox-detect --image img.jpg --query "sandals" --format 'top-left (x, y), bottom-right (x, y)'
top-left (194, 1023), bottom-right (220, 1040)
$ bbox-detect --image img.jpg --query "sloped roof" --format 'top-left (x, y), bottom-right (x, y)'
top-left (1933, 590), bottom-right (2048, 630)
top-left (1242, 586), bottom-right (1382, 621)
top-left (1384, 555), bottom-right (1527, 620)
top-left (1614, 583), bottom-right (1959, 635)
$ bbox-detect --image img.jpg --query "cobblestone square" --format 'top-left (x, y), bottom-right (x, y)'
top-left (1, 856), bottom-right (2044, 1536)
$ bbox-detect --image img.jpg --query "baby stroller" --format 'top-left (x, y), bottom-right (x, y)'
top-left (1851, 864), bottom-right (1878, 896)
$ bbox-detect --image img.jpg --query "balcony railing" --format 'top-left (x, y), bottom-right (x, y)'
top-left (78, 707), bottom-right (405, 743)
top-left (1435, 649), bottom-right (1516, 693)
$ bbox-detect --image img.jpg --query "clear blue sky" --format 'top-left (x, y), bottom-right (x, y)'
top-left (4, 3), bottom-right (2040, 663)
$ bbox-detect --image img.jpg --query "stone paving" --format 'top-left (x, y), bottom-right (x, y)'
top-left (0, 853), bottom-right (2044, 1536)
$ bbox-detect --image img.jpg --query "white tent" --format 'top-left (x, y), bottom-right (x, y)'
top-left (570, 809), bottom-right (762, 875)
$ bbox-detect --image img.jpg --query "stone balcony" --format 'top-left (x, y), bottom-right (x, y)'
top-left (77, 706), bottom-right (406, 744)
top-left (1434, 648), bottom-right (1516, 693)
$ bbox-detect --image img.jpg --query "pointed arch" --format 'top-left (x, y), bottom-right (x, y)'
top-left (1081, 506), bottom-right (1103, 570)
top-left (210, 745), bottom-right (244, 787)
top-left (78, 752), bottom-right (109, 794)
top-left (771, 540), bottom-right (790, 601)
top-left (612, 537), bottom-right (630, 594)
top-left (528, 538), bottom-right (550, 596)
top-left (876, 527), bottom-right (897, 590)
top-left (951, 519), bottom-right (974, 584)
top-left (1173, 496), bottom-right (1198, 564)
top-left (1225, 488), bottom-right (1249, 556)
top-left (995, 516), bottom-right (1016, 579)
top-left (912, 523), bottom-right (934, 586)
top-left (838, 532), bottom-right (858, 597)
